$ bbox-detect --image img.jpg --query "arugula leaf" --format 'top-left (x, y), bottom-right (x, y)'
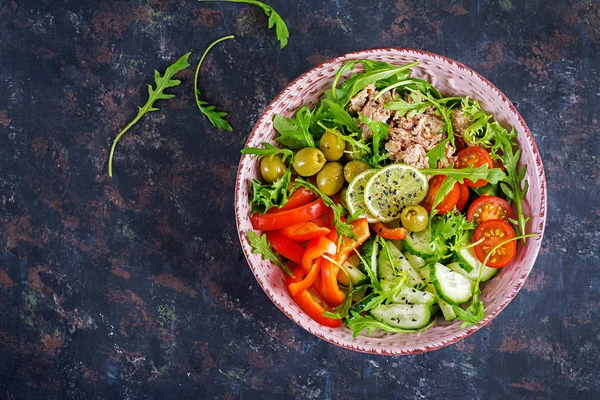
top-left (250, 168), bottom-right (292, 213)
top-left (331, 61), bottom-right (419, 106)
top-left (247, 231), bottom-right (294, 277)
top-left (324, 100), bottom-right (359, 132)
top-left (346, 311), bottom-right (434, 338)
top-left (357, 114), bottom-right (389, 166)
top-left (420, 164), bottom-right (506, 185)
top-left (384, 93), bottom-right (431, 118)
top-left (429, 209), bottom-right (476, 259)
top-left (293, 178), bottom-right (357, 240)
top-left (240, 142), bottom-right (294, 163)
top-left (460, 97), bottom-right (491, 141)
top-left (273, 107), bottom-right (315, 149)
top-left (108, 52), bottom-right (191, 177)
top-left (316, 122), bottom-right (370, 155)
top-left (198, 0), bottom-right (289, 48)
top-left (194, 35), bottom-right (235, 131)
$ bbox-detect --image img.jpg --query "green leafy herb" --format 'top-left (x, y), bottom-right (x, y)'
top-left (240, 142), bottom-right (294, 163)
top-left (198, 0), bottom-right (288, 48)
top-left (420, 164), bottom-right (506, 185)
top-left (346, 311), bottom-right (435, 338)
top-left (293, 178), bottom-right (357, 240)
top-left (194, 35), bottom-right (234, 131)
top-left (273, 106), bottom-right (315, 149)
top-left (384, 93), bottom-right (432, 118)
top-left (357, 114), bottom-right (389, 166)
top-left (324, 100), bottom-right (359, 133)
top-left (247, 231), bottom-right (294, 277)
top-left (429, 209), bottom-right (476, 258)
top-left (250, 168), bottom-right (292, 213)
top-left (460, 97), bottom-right (491, 140)
top-left (453, 233), bottom-right (537, 328)
top-left (108, 52), bottom-right (191, 177)
top-left (316, 122), bottom-right (370, 154)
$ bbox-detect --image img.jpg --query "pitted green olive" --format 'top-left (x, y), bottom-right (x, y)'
top-left (292, 148), bottom-right (326, 177)
top-left (400, 205), bottom-right (429, 232)
top-left (319, 131), bottom-right (345, 161)
top-left (343, 160), bottom-right (370, 183)
top-left (260, 155), bottom-right (286, 183)
top-left (316, 162), bottom-right (345, 196)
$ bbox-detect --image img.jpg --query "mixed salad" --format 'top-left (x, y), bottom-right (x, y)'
top-left (242, 59), bottom-right (533, 336)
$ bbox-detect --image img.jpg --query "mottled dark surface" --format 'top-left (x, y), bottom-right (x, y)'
top-left (0, 0), bottom-right (598, 398)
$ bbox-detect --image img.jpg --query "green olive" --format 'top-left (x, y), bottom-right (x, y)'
top-left (292, 148), bottom-right (326, 177)
top-left (344, 141), bottom-right (366, 161)
top-left (319, 131), bottom-right (345, 161)
top-left (400, 205), bottom-right (429, 232)
top-left (339, 187), bottom-right (348, 209)
top-left (343, 160), bottom-right (370, 183)
top-left (316, 162), bottom-right (345, 196)
top-left (260, 155), bottom-right (286, 183)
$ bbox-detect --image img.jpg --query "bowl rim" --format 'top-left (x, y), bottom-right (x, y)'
top-left (234, 47), bottom-right (547, 355)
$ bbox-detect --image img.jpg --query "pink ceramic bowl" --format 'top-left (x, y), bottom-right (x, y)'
top-left (234, 48), bottom-right (547, 355)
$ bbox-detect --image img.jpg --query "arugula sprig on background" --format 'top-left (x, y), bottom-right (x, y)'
top-left (247, 231), bottom-right (294, 277)
top-left (198, 0), bottom-right (289, 48)
top-left (195, 35), bottom-right (235, 131)
top-left (108, 52), bottom-right (191, 177)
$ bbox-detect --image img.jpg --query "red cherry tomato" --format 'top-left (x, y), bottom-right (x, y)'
top-left (456, 184), bottom-right (470, 212)
top-left (420, 175), bottom-right (460, 214)
top-left (454, 147), bottom-right (494, 188)
top-left (466, 195), bottom-right (513, 225)
top-left (473, 220), bottom-right (516, 268)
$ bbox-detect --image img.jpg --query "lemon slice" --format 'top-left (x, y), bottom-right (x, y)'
top-left (364, 164), bottom-right (429, 222)
top-left (345, 169), bottom-right (379, 223)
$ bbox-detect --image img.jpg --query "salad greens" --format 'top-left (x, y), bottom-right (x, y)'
top-left (198, 0), bottom-right (289, 48)
top-left (242, 58), bottom-right (534, 337)
top-left (195, 35), bottom-right (235, 131)
top-left (247, 231), bottom-right (294, 277)
top-left (108, 52), bottom-right (191, 177)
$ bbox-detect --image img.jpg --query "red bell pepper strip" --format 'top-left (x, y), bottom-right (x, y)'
top-left (370, 222), bottom-right (407, 240)
top-left (251, 199), bottom-right (327, 231)
top-left (334, 218), bottom-right (371, 265)
top-left (267, 187), bottom-right (316, 213)
top-left (265, 231), bottom-right (304, 265)
top-left (301, 236), bottom-right (337, 274)
top-left (280, 221), bottom-right (330, 242)
top-left (285, 266), bottom-right (342, 328)
top-left (320, 257), bottom-right (346, 306)
top-left (288, 258), bottom-right (321, 296)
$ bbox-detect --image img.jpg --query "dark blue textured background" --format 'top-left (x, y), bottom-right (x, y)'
top-left (0, 0), bottom-right (598, 399)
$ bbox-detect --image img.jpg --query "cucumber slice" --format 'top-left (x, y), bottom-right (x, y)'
top-left (438, 297), bottom-right (457, 321)
top-left (449, 247), bottom-right (499, 283)
top-left (404, 228), bottom-right (435, 257)
top-left (405, 252), bottom-right (425, 270)
top-left (430, 263), bottom-right (473, 305)
top-left (337, 255), bottom-right (368, 286)
top-left (380, 281), bottom-right (436, 305)
top-left (378, 241), bottom-right (424, 289)
top-left (370, 303), bottom-right (432, 329)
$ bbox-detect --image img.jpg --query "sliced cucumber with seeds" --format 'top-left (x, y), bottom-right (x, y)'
top-left (378, 241), bottom-right (424, 288)
top-left (337, 254), bottom-right (369, 286)
top-left (380, 280), bottom-right (436, 305)
top-left (404, 228), bottom-right (436, 258)
top-left (364, 164), bottom-right (428, 222)
top-left (430, 262), bottom-right (474, 305)
top-left (370, 303), bottom-right (432, 329)
top-left (405, 252), bottom-right (425, 270)
top-left (448, 258), bottom-right (498, 283)
top-left (437, 297), bottom-right (457, 321)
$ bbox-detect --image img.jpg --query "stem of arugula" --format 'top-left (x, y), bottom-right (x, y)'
top-left (194, 35), bottom-right (235, 106)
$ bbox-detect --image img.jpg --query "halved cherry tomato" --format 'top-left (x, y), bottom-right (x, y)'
top-left (454, 147), bottom-right (494, 188)
top-left (456, 184), bottom-right (470, 212)
top-left (467, 195), bottom-right (513, 225)
top-left (251, 199), bottom-right (327, 231)
top-left (288, 258), bottom-right (321, 296)
top-left (370, 222), bottom-right (407, 240)
top-left (286, 266), bottom-right (342, 328)
top-left (473, 220), bottom-right (516, 268)
top-left (301, 236), bottom-right (336, 274)
top-left (267, 187), bottom-right (315, 213)
top-left (265, 231), bottom-right (305, 264)
top-left (280, 221), bottom-right (330, 242)
top-left (420, 175), bottom-right (460, 214)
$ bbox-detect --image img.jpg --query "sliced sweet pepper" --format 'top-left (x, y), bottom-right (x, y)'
top-left (251, 199), bottom-right (327, 231)
top-left (334, 218), bottom-right (371, 264)
top-left (265, 231), bottom-right (304, 264)
top-left (301, 236), bottom-right (336, 274)
top-left (370, 222), bottom-right (407, 240)
top-left (267, 187), bottom-right (315, 213)
top-left (286, 266), bottom-right (342, 328)
top-left (280, 221), bottom-right (330, 242)
top-left (288, 258), bottom-right (321, 296)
